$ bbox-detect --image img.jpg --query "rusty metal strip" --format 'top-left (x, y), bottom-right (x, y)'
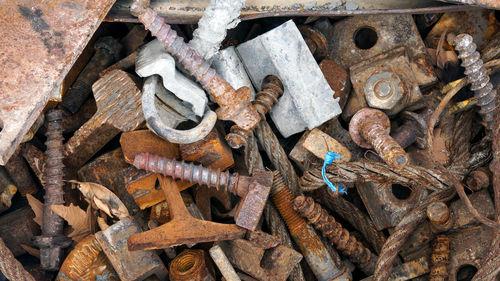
top-left (106, 0), bottom-right (477, 23)
top-left (0, 0), bottom-right (116, 165)
top-left (439, 0), bottom-right (500, 9)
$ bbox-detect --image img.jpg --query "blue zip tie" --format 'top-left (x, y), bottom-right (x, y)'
top-left (322, 151), bottom-right (346, 195)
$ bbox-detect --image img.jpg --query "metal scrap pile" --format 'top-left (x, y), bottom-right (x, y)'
top-left (1, 0), bottom-right (500, 280)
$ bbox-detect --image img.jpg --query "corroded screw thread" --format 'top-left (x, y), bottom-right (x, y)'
top-left (270, 171), bottom-right (348, 281)
top-left (133, 5), bottom-right (232, 106)
top-left (43, 109), bottom-right (66, 237)
top-left (429, 235), bottom-right (450, 281)
top-left (0, 238), bottom-right (36, 281)
top-left (253, 75), bottom-right (284, 118)
top-left (363, 124), bottom-right (408, 169)
top-left (133, 152), bottom-right (238, 194)
top-left (454, 33), bottom-right (496, 130)
top-left (270, 171), bottom-right (307, 233)
top-left (226, 76), bottom-right (284, 149)
top-left (293, 195), bottom-right (377, 275)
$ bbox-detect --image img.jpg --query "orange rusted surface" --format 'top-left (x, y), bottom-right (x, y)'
top-left (180, 128), bottom-right (234, 171)
top-left (57, 235), bottom-right (119, 281)
top-left (121, 129), bottom-right (179, 164)
top-left (127, 177), bottom-right (245, 251)
top-left (0, 0), bottom-right (115, 165)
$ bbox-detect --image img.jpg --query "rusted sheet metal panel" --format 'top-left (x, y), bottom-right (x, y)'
top-left (107, 0), bottom-right (475, 23)
top-left (0, 0), bottom-right (115, 165)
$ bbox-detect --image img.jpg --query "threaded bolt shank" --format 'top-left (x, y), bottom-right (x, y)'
top-left (133, 152), bottom-right (238, 194)
top-left (293, 195), bottom-right (377, 275)
top-left (429, 235), bottom-right (449, 281)
top-left (226, 76), bottom-right (284, 149)
top-left (270, 171), bottom-right (349, 281)
top-left (454, 33), bottom-right (496, 130)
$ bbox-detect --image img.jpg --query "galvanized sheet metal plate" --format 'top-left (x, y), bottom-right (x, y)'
top-left (0, 0), bottom-right (115, 165)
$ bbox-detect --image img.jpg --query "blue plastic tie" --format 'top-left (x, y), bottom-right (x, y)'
top-left (322, 151), bottom-right (346, 195)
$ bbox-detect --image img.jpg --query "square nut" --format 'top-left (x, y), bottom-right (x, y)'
top-left (235, 182), bottom-right (271, 231)
top-left (346, 47), bottom-right (423, 118)
top-left (329, 14), bottom-right (436, 86)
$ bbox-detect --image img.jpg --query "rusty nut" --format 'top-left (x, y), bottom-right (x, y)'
top-left (169, 249), bottom-right (214, 281)
top-left (364, 71), bottom-right (405, 111)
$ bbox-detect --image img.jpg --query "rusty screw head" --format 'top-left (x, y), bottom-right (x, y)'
top-left (350, 108), bottom-right (409, 169)
top-left (169, 249), bottom-right (214, 281)
top-left (364, 71), bottom-right (405, 111)
top-left (298, 26), bottom-right (328, 61)
top-left (426, 201), bottom-right (450, 226)
top-left (350, 108), bottom-right (390, 149)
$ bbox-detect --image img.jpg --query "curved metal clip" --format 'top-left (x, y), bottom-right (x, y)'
top-left (142, 75), bottom-right (217, 144)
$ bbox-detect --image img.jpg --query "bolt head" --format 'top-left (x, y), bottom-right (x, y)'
top-left (426, 201), bottom-right (450, 225)
top-left (364, 71), bottom-right (405, 110)
top-left (349, 108), bottom-right (390, 148)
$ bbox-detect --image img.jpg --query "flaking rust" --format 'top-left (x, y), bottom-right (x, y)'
top-left (0, 0), bottom-right (115, 165)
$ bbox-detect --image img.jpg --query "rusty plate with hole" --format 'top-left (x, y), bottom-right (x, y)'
top-left (0, 0), bottom-right (115, 165)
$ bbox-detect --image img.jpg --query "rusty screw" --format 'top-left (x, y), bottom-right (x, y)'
top-left (133, 152), bottom-right (271, 231)
top-left (226, 75), bottom-right (284, 149)
top-left (270, 171), bottom-right (350, 281)
top-left (349, 108), bottom-right (409, 169)
top-left (426, 201), bottom-right (452, 232)
top-left (293, 195), bottom-right (377, 275)
top-left (429, 235), bottom-right (450, 281)
top-left (454, 33), bottom-right (496, 130)
top-left (391, 109), bottom-right (433, 149)
top-left (169, 249), bottom-right (214, 281)
top-left (60, 37), bottom-right (122, 114)
top-left (33, 109), bottom-right (71, 271)
top-left (134, 152), bottom-right (239, 195)
top-left (130, 0), bottom-right (260, 131)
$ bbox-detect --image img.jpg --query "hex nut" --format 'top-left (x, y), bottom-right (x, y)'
top-left (364, 71), bottom-right (405, 110)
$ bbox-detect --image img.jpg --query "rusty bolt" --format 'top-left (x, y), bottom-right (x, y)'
top-left (349, 108), bottom-right (409, 169)
top-left (426, 201), bottom-right (452, 232)
top-left (33, 109), bottom-right (71, 271)
top-left (169, 249), bottom-right (214, 281)
top-left (429, 235), bottom-right (450, 281)
top-left (466, 167), bottom-right (490, 191)
top-left (364, 71), bottom-right (406, 111)
top-left (226, 75), bottom-right (284, 149)
top-left (270, 171), bottom-right (350, 281)
top-left (133, 152), bottom-right (271, 231)
top-left (130, 2), bottom-right (260, 131)
top-left (391, 109), bottom-right (433, 149)
top-left (293, 195), bottom-right (377, 275)
top-left (60, 36), bottom-right (122, 114)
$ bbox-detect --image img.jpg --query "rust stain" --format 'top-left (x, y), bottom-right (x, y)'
top-left (0, 0), bottom-right (115, 165)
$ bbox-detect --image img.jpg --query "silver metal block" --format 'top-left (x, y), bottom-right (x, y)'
top-left (236, 20), bottom-right (341, 137)
top-left (135, 39), bottom-right (207, 117)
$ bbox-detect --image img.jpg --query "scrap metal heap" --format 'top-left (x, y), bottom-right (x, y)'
top-left (1, 0), bottom-right (500, 280)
